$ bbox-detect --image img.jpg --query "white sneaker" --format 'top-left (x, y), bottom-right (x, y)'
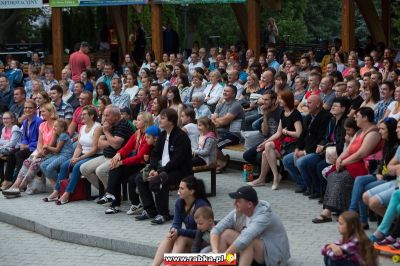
top-left (126, 203), bottom-right (143, 215)
top-left (26, 179), bottom-right (46, 195)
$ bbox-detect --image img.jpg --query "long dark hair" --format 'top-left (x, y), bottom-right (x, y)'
top-left (381, 117), bottom-right (398, 160)
top-left (339, 211), bottom-right (378, 266)
top-left (181, 176), bottom-right (210, 205)
top-left (167, 86), bottom-right (183, 106)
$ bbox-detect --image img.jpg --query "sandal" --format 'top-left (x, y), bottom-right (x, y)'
top-left (42, 197), bottom-right (58, 202)
top-left (216, 155), bottom-right (230, 174)
top-left (312, 214), bottom-right (332, 223)
top-left (55, 199), bottom-right (69, 205)
top-left (247, 181), bottom-right (266, 187)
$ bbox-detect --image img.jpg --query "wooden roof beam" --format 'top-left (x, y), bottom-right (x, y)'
top-left (354, 0), bottom-right (387, 45)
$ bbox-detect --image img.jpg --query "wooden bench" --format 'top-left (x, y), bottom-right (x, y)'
top-left (169, 163), bottom-right (217, 197)
top-left (193, 163), bottom-right (217, 197)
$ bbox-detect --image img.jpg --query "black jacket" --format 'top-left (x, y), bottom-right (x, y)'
top-left (319, 115), bottom-right (347, 156)
top-left (150, 126), bottom-right (193, 177)
top-left (297, 108), bottom-right (332, 154)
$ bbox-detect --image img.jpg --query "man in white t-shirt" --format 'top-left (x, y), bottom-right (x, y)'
top-left (135, 108), bottom-right (193, 225)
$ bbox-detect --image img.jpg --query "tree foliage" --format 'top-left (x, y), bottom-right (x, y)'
top-left (1, 0), bottom-right (400, 53)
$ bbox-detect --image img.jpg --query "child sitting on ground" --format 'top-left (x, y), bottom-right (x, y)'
top-left (41, 119), bottom-right (74, 202)
top-left (191, 206), bottom-right (216, 253)
top-left (321, 211), bottom-right (377, 266)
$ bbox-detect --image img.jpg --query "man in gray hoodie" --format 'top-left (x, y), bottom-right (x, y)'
top-left (210, 186), bottom-right (290, 266)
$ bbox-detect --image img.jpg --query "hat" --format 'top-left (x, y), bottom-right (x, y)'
top-left (145, 125), bottom-right (160, 137)
top-left (228, 186), bottom-right (258, 204)
top-left (80, 41), bottom-right (90, 47)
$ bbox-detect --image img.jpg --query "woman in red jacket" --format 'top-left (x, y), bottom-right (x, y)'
top-left (105, 112), bottom-right (155, 214)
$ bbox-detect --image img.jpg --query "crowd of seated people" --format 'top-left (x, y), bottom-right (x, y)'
top-left (2, 39), bottom-right (400, 265)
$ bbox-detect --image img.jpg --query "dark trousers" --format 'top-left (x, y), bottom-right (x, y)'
top-left (192, 156), bottom-right (206, 167)
top-left (243, 145), bottom-right (262, 166)
top-left (136, 170), bottom-right (182, 216)
top-left (108, 163), bottom-right (145, 207)
top-left (324, 256), bottom-right (358, 266)
top-left (4, 149), bottom-right (32, 181)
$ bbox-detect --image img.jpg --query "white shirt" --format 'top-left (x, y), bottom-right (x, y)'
top-left (161, 134), bottom-right (170, 167)
top-left (203, 83), bottom-right (224, 105)
top-left (183, 123), bottom-right (200, 152)
top-left (188, 61), bottom-right (204, 80)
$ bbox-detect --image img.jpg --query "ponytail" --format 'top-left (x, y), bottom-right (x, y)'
top-left (181, 176), bottom-right (210, 205)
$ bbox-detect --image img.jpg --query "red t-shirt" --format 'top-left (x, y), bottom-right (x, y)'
top-left (69, 51), bottom-right (91, 82)
top-left (72, 106), bottom-right (84, 133)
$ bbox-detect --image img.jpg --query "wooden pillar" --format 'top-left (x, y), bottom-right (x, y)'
top-left (51, 7), bottom-right (63, 80)
top-left (108, 6), bottom-right (128, 57)
top-left (382, 0), bottom-right (390, 46)
top-left (151, 3), bottom-right (162, 62)
top-left (230, 3), bottom-right (248, 40)
top-left (341, 0), bottom-right (355, 52)
top-left (355, 0), bottom-right (387, 45)
top-left (247, 0), bottom-right (260, 58)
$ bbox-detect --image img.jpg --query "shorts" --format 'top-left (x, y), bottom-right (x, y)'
top-left (367, 180), bottom-right (396, 206)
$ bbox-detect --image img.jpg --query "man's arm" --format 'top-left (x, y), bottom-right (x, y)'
top-left (214, 113), bottom-right (236, 128)
top-left (103, 130), bottom-right (124, 150)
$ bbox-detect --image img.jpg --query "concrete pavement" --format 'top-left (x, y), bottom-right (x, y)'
top-left (0, 169), bottom-right (393, 265)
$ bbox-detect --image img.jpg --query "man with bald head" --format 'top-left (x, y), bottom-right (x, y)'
top-left (282, 95), bottom-right (332, 195)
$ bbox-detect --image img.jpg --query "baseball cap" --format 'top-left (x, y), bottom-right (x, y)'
top-left (145, 125), bottom-right (160, 137)
top-left (228, 186), bottom-right (258, 204)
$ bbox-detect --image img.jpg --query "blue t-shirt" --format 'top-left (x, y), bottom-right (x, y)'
top-left (58, 132), bottom-right (74, 157)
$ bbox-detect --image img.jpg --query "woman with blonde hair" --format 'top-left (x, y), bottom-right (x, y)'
top-left (239, 73), bottom-right (260, 112)
top-left (156, 66), bottom-right (171, 96)
top-left (3, 103), bottom-right (58, 196)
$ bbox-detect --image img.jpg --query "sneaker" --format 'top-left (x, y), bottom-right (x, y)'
top-left (2, 187), bottom-right (21, 196)
top-left (151, 214), bottom-right (167, 225)
top-left (105, 206), bottom-right (121, 214)
top-left (150, 214), bottom-right (172, 225)
top-left (377, 235), bottom-right (396, 246)
top-left (390, 240), bottom-right (400, 250)
top-left (135, 210), bottom-right (153, 221)
top-left (126, 203), bottom-right (143, 215)
top-left (96, 194), bottom-right (115, 205)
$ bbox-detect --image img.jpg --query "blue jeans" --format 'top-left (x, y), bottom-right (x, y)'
top-left (283, 152), bottom-right (303, 190)
top-left (251, 116), bottom-right (264, 131)
top-left (54, 157), bottom-right (94, 193)
top-left (348, 175), bottom-right (386, 224)
top-left (244, 111), bottom-right (261, 131)
top-left (40, 154), bottom-right (70, 180)
top-left (300, 153), bottom-right (324, 193)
